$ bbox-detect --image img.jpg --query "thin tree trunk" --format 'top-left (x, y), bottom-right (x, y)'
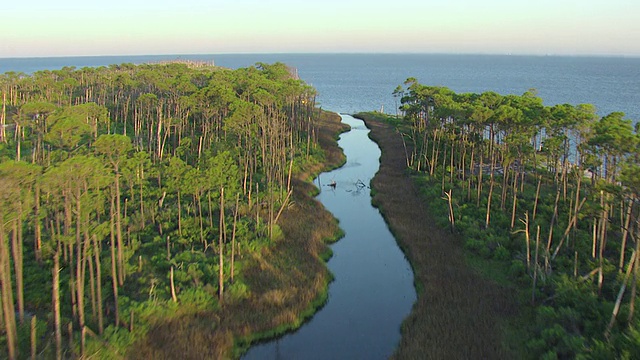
top-left (75, 188), bottom-right (86, 357)
top-left (592, 218), bottom-right (598, 259)
top-left (53, 250), bottom-right (62, 360)
top-left (110, 193), bottom-right (119, 327)
top-left (177, 190), bottom-right (182, 236)
top-left (11, 219), bottom-right (24, 324)
top-left (485, 172), bottom-right (495, 229)
top-left (0, 215), bottom-right (18, 360)
top-left (35, 184), bottom-right (42, 263)
top-left (532, 225), bottom-right (541, 305)
top-left (605, 249), bottom-right (637, 338)
top-left (510, 172), bottom-right (518, 229)
top-left (170, 267), bottom-right (178, 303)
top-left (30, 315), bottom-right (37, 360)
top-left (93, 235), bottom-right (104, 334)
top-left (521, 212), bottom-right (531, 271)
top-left (477, 149), bottom-right (484, 207)
top-left (552, 197), bottom-right (587, 260)
top-left (532, 175), bottom-right (542, 221)
top-left (219, 187), bottom-right (225, 301)
top-left (1, 91), bottom-right (5, 143)
top-left (115, 169), bottom-right (124, 286)
top-left (628, 234), bottom-right (639, 324)
top-left (545, 188), bottom-right (561, 272)
top-left (598, 191), bottom-right (608, 295)
top-left (443, 189), bottom-right (455, 233)
top-left (231, 193), bottom-right (240, 283)
top-left (619, 198), bottom-right (634, 272)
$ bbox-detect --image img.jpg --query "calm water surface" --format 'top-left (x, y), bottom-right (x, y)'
top-left (2, 54), bottom-right (638, 122)
top-left (242, 115), bottom-right (416, 359)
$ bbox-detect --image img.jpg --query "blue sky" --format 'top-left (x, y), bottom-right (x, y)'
top-left (2, 0), bottom-right (639, 57)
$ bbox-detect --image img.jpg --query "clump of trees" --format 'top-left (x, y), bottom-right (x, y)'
top-left (0, 61), bottom-right (324, 358)
top-left (394, 79), bottom-right (639, 358)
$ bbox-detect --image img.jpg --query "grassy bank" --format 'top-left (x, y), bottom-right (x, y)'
top-left (355, 112), bottom-right (521, 359)
top-left (128, 111), bottom-right (349, 359)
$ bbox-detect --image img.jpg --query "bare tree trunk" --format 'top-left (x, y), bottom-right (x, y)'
top-left (476, 149), bottom-right (484, 207)
top-left (53, 250), bottom-right (62, 360)
top-left (592, 218), bottom-right (598, 259)
top-left (510, 172), bottom-right (518, 229)
top-left (231, 193), bottom-right (240, 283)
top-left (35, 184), bottom-right (42, 263)
top-left (532, 175), bottom-right (542, 221)
top-left (1, 91), bottom-right (6, 143)
top-left (11, 219), bottom-right (24, 324)
top-left (619, 199), bottom-right (634, 272)
top-left (485, 171), bottom-right (495, 229)
top-left (93, 235), bottom-right (104, 334)
top-left (598, 191), bottom-right (608, 295)
top-left (170, 267), bottom-right (178, 303)
top-left (552, 197), bottom-right (587, 260)
top-left (605, 249), bottom-right (637, 338)
top-left (545, 188), bottom-right (561, 273)
top-left (532, 225), bottom-right (541, 306)
top-left (177, 190), bottom-right (182, 236)
top-left (628, 234), bottom-right (639, 324)
top-left (219, 187), bottom-right (225, 301)
top-left (110, 194), bottom-right (119, 327)
top-left (520, 212), bottom-right (531, 271)
top-left (30, 315), bottom-right (37, 360)
top-left (115, 169), bottom-right (124, 286)
top-left (443, 189), bottom-right (455, 233)
top-left (75, 188), bottom-right (86, 357)
top-left (0, 216), bottom-right (18, 360)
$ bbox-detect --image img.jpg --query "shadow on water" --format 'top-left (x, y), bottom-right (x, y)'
top-left (242, 115), bottom-right (416, 360)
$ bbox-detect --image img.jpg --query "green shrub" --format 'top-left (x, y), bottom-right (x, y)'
top-left (493, 245), bottom-right (511, 261)
top-left (509, 259), bottom-right (527, 278)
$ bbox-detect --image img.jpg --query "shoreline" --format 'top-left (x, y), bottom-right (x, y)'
top-left (356, 112), bottom-right (519, 358)
top-left (129, 110), bottom-right (349, 359)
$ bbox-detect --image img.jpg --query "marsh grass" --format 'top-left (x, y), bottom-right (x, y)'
top-left (127, 111), bottom-right (349, 359)
top-left (356, 112), bottom-right (521, 359)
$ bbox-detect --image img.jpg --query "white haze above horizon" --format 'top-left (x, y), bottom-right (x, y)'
top-left (2, 0), bottom-right (639, 58)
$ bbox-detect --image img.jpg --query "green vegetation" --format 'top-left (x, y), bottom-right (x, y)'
top-left (357, 112), bottom-right (518, 358)
top-left (0, 61), bottom-right (347, 359)
top-left (358, 78), bottom-right (640, 358)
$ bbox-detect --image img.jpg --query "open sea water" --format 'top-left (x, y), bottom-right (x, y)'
top-left (1, 53), bottom-right (639, 123)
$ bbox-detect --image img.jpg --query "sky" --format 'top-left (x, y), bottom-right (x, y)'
top-left (2, 0), bottom-right (640, 58)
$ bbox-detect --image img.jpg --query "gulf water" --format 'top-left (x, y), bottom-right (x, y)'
top-left (2, 53), bottom-right (639, 122)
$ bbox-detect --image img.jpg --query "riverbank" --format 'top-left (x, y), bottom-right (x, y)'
top-left (128, 110), bottom-right (349, 359)
top-left (355, 112), bottom-right (519, 358)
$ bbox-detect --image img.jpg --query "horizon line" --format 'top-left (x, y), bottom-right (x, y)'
top-left (2, 51), bottom-right (640, 60)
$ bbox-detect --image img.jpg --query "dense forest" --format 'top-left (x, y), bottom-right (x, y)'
top-left (385, 79), bottom-right (640, 358)
top-left (0, 61), bottom-right (345, 359)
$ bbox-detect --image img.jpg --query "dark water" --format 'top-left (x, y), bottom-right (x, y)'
top-left (243, 114), bottom-right (416, 360)
top-left (1, 53), bottom-right (639, 122)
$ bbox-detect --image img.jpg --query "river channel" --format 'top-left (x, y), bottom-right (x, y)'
top-left (243, 114), bottom-right (416, 359)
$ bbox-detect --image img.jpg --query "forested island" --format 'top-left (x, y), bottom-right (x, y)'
top-left (357, 79), bottom-right (639, 358)
top-left (0, 62), bottom-right (348, 359)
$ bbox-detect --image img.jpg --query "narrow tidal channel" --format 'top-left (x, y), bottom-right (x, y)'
top-left (243, 114), bottom-right (416, 359)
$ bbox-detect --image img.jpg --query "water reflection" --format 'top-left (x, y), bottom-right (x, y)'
top-left (243, 115), bottom-right (416, 360)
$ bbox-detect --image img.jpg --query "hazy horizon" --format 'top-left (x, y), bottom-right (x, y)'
top-left (2, 51), bottom-right (640, 61)
top-left (4, 0), bottom-right (639, 58)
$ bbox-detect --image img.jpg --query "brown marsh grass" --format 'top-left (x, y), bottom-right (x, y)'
top-left (128, 111), bottom-right (349, 359)
top-left (357, 112), bottom-right (519, 359)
